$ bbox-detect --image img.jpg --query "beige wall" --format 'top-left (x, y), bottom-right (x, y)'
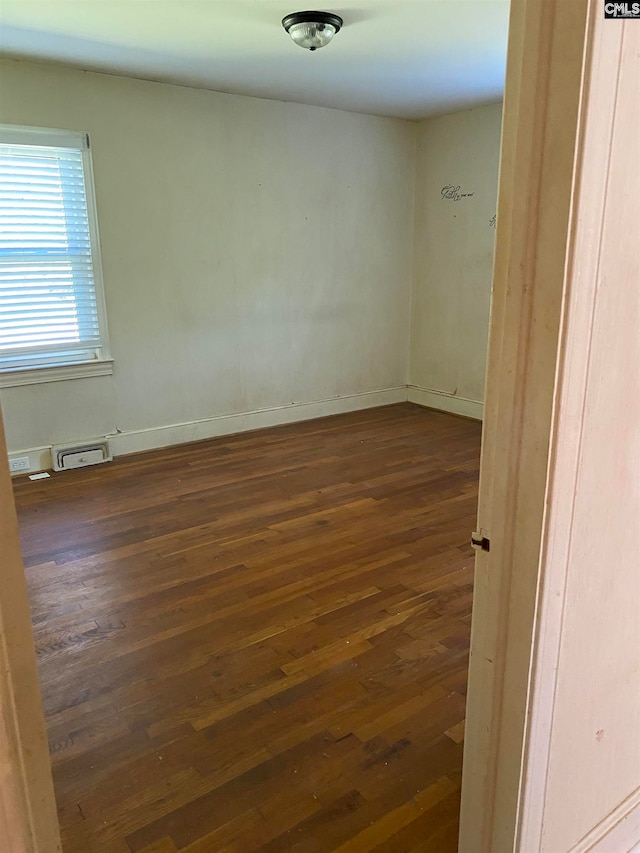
top-left (0, 59), bottom-right (416, 458)
top-left (408, 103), bottom-right (502, 419)
top-left (0, 60), bottom-right (504, 467)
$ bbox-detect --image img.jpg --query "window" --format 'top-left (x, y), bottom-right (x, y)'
top-left (0, 124), bottom-right (111, 386)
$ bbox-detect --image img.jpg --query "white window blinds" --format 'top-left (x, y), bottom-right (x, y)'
top-left (0, 126), bottom-right (109, 373)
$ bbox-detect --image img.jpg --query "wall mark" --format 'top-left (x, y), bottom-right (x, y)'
top-left (441, 184), bottom-right (475, 202)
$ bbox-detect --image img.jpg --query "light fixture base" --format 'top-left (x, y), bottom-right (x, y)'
top-left (282, 11), bottom-right (344, 51)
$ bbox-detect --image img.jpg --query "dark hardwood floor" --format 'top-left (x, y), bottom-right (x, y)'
top-left (13, 403), bottom-right (481, 853)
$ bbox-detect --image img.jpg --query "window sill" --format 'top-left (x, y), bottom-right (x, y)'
top-left (0, 359), bottom-right (114, 389)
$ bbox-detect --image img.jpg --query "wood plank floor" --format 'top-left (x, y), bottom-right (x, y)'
top-left (13, 403), bottom-right (481, 853)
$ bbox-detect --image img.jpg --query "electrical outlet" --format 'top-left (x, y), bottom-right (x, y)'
top-left (9, 456), bottom-right (30, 473)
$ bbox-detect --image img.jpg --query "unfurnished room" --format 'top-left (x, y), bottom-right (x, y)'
top-left (1, 0), bottom-right (529, 850)
top-left (4, 2), bottom-right (639, 852)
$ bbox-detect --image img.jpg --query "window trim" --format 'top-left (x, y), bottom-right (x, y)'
top-left (0, 123), bottom-right (112, 386)
top-left (0, 358), bottom-right (114, 388)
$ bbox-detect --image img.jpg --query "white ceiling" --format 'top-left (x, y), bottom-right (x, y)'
top-left (0, 1), bottom-right (510, 120)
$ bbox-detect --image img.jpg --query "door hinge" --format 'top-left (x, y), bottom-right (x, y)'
top-left (471, 532), bottom-right (491, 552)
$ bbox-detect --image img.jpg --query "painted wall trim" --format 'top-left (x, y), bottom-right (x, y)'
top-left (108, 387), bottom-right (408, 456)
top-left (8, 385), bottom-right (490, 476)
top-left (569, 786), bottom-right (640, 853)
top-left (7, 446), bottom-right (53, 476)
top-left (407, 385), bottom-right (483, 421)
top-left (0, 359), bottom-right (114, 388)
top-left (8, 387), bottom-right (408, 474)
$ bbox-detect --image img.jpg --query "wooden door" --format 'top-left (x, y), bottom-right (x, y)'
top-left (460, 0), bottom-right (640, 850)
top-left (0, 411), bottom-right (61, 851)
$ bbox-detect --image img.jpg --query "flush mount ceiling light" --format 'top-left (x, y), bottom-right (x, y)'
top-left (282, 11), bottom-right (343, 51)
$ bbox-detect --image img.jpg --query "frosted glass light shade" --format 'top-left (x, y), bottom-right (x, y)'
top-left (282, 12), bottom-right (343, 51)
top-left (288, 21), bottom-right (336, 50)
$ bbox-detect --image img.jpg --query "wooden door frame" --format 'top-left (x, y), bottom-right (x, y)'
top-left (460, 0), bottom-right (592, 847)
top-left (461, 0), bottom-right (639, 851)
top-left (0, 412), bottom-right (62, 852)
top-left (515, 9), bottom-right (639, 851)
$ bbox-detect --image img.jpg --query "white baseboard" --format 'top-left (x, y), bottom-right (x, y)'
top-left (8, 387), bottom-right (407, 475)
top-left (8, 385), bottom-right (487, 477)
top-left (109, 387), bottom-right (408, 457)
top-left (8, 446), bottom-right (53, 477)
top-left (407, 384), bottom-right (483, 421)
